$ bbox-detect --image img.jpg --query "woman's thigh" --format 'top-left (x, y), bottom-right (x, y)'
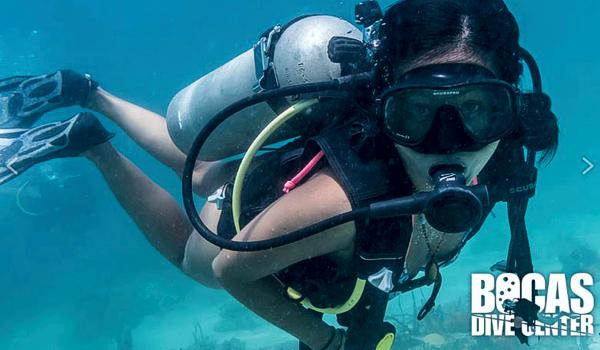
top-left (181, 201), bottom-right (224, 289)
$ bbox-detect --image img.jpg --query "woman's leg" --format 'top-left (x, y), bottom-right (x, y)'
top-left (84, 142), bottom-right (222, 288)
top-left (83, 86), bottom-right (348, 346)
top-left (84, 88), bottom-right (239, 197)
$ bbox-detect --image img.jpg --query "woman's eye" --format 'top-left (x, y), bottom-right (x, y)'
top-left (462, 101), bottom-right (482, 114)
top-left (411, 103), bottom-right (430, 117)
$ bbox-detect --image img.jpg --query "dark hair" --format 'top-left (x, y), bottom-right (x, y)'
top-left (377, 0), bottom-right (522, 86)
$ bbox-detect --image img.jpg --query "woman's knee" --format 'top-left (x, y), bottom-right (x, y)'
top-left (211, 249), bottom-right (264, 287)
top-left (181, 233), bottom-right (222, 289)
top-left (211, 251), bottom-right (241, 286)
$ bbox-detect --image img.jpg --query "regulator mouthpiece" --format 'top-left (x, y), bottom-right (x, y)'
top-left (425, 166), bottom-right (485, 233)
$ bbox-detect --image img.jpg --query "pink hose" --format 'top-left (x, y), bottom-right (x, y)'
top-left (283, 150), bottom-right (326, 193)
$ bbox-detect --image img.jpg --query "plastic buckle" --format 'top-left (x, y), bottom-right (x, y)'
top-left (207, 185), bottom-right (229, 210)
top-left (367, 267), bottom-right (395, 293)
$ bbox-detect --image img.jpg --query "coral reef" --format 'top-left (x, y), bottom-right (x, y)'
top-left (174, 320), bottom-right (299, 350)
top-left (174, 321), bottom-right (247, 350)
top-left (213, 301), bottom-right (262, 333)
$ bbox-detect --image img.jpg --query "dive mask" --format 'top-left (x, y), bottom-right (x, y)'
top-left (380, 64), bottom-right (519, 153)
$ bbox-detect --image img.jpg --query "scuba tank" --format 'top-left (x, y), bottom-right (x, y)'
top-left (167, 15), bottom-right (362, 160)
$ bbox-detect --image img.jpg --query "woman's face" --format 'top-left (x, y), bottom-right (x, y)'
top-left (392, 51), bottom-right (501, 191)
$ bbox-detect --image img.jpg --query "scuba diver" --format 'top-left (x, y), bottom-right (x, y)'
top-left (0, 0), bottom-right (559, 349)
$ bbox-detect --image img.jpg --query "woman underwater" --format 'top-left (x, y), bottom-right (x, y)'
top-left (0, 0), bottom-right (558, 349)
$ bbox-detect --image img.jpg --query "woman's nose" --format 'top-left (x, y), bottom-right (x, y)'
top-left (422, 105), bottom-right (471, 154)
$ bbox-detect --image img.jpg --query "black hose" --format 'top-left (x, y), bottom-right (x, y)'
top-left (519, 47), bottom-right (543, 94)
top-left (193, 206), bottom-right (369, 252)
top-left (519, 47), bottom-right (543, 166)
top-left (182, 74), bottom-right (372, 251)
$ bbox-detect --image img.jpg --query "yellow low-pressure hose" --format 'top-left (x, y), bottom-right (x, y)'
top-left (299, 278), bottom-right (366, 314)
top-left (231, 98), bottom-right (367, 316)
top-left (231, 98), bottom-right (320, 234)
top-left (231, 98), bottom-right (366, 314)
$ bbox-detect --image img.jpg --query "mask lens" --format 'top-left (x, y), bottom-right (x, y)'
top-left (383, 84), bottom-right (516, 146)
top-left (383, 89), bottom-right (436, 145)
top-left (457, 85), bottom-right (515, 141)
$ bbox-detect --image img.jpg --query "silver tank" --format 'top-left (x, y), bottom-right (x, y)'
top-left (167, 15), bottom-right (362, 160)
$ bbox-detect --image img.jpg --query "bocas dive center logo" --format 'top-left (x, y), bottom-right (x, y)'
top-left (471, 273), bottom-right (595, 338)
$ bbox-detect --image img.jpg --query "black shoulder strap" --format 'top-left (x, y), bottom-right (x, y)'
top-left (507, 196), bottom-right (535, 277)
top-left (505, 146), bottom-right (538, 278)
top-left (478, 140), bottom-right (537, 277)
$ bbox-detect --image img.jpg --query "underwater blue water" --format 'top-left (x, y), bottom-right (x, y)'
top-left (0, 0), bottom-right (598, 349)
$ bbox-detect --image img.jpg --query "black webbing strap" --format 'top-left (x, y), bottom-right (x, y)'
top-left (336, 283), bottom-right (392, 350)
top-left (505, 146), bottom-right (537, 278)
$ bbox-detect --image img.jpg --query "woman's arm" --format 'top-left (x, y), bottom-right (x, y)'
top-left (212, 168), bottom-right (355, 349)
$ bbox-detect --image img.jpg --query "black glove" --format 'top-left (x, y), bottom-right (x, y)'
top-left (519, 93), bottom-right (559, 152)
